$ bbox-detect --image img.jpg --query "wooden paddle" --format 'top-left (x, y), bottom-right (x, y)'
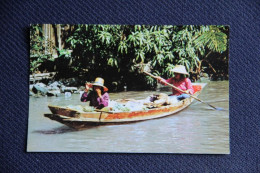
top-left (143, 71), bottom-right (223, 110)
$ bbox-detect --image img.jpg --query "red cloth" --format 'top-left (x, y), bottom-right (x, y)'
top-left (161, 77), bottom-right (194, 95)
top-left (192, 85), bottom-right (202, 93)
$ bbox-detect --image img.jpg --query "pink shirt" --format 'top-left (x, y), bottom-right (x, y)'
top-left (81, 91), bottom-right (109, 109)
top-left (161, 77), bottom-right (194, 96)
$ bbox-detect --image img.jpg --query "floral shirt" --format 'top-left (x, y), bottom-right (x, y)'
top-left (161, 77), bottom-right (194, 96)
top-left (80, 91), bottom-right (109, 109)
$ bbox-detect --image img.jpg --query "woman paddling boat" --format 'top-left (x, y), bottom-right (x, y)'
top-left (157, 65), bottom-right (194, 101)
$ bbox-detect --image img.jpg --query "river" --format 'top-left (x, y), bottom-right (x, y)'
top-left (27, 81), bottom-right (229, 154)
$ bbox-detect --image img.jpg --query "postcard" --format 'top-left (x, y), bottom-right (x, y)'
top-left (27, 24), bottom-right (229, 153)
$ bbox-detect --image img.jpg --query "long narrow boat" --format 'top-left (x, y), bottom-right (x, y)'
top-left (44, 83), bottom-right (207, 129)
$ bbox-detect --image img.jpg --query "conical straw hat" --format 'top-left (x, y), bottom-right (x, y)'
top-left (91, 77), bottom-right (108, 91)
top-left (170, 65), bottom-right (189, 75)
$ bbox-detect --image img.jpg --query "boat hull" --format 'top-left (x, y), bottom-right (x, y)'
top-left (44, 83), bottom-right (207, 129)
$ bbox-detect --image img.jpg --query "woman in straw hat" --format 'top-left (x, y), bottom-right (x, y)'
top-left (81, 77), bottom-right (109, 109)
top-left (157, 65), bottom-right (194, 101)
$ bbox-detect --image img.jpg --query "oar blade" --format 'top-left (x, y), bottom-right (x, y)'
top-left (215, 107), bottom-right (225, 111)
top-left (208, 104), bottom-right (225, 111)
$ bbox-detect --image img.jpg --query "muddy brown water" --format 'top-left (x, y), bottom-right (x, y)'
top-left (27, 81), bottom-right (229, 153)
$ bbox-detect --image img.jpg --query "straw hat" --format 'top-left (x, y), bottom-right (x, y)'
top-left (91, 77), bottom-right (108, 91)
top-left (170, 65), bottom-right (189, 75)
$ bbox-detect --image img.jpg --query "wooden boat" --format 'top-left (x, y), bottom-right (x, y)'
top-left (44, 83), bottom-right (207, 129)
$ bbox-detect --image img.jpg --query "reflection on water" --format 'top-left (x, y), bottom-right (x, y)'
top-left (27, 81), bottom-right (229, 154)
top-left (33, 127), bottom-right (77, 134)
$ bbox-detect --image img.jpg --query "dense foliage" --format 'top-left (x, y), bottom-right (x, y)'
top-left (30, 24), bottom-right (229, 91)
top-left (30, 24), bottom-right (56, 73)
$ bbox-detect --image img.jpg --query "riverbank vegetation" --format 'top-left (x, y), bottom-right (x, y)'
top-left (30, 24), bottom-right (229, 91)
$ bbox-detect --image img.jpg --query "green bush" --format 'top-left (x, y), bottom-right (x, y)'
top-left (30, 24), bottom-right (229, 90)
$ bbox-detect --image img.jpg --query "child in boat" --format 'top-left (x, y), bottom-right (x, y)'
top-left (80, 77), bottom-right (109, 109)
top-left (157, 65), bottom-right (194, 101)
